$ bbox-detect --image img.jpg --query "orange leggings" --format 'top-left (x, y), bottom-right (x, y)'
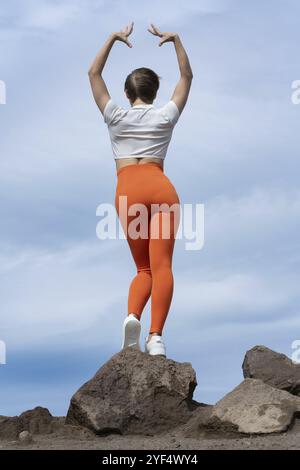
top-left (115, 162), bottom-right (180, 335)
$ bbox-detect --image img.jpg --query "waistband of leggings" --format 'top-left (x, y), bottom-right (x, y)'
top-left (117, 162), bottom-right (164, 176)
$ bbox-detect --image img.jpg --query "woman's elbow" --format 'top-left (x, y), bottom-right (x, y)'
top-left (88, 68), bottom-right (98, 77)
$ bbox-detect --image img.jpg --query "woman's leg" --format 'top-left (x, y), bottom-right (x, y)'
top-left (115, 189), bottom-right (152, 320)
top-left (125, 231), bottom-right (152, 320)
top-left (148, 209), bottom-right (179, 336)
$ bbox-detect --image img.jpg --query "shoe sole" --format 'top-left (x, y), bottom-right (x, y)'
top-left (122, 316), bottom-right (141, 350)
top-left (148, 352), bottom-right (166, 357)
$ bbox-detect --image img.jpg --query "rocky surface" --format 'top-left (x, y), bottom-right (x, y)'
top-left (66, 347), bottom-right (200, 435)
top-left (180, 378), bottom-right (300, 436)
top-left (1, 420), bottom-right (300, 450)
top-left (1, 344), bottom-right (300, 450)
top-left (243, 345), bottom-right (300, 396)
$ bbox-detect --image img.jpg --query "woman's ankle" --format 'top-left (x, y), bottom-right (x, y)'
top-left (129, 313), bottom-right (140, 320)
top-left (148, 332), bottom-right (161, 339)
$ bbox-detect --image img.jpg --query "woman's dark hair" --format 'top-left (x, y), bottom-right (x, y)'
top-left (124, 67), bottom-right (161, 104)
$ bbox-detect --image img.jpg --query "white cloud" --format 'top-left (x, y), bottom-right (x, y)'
top-left (0, 0), bottom-right (231, 35)
top-left (175, 271), bottom-right (298, 320)
top-left (171, 186), bottom-right (300, 325)
top-left (22, 1), bottom-right (81, 31)
top-left (0, 240), bottom-right (125, 344)
top-left (206, 186), bottom-right (300, 248)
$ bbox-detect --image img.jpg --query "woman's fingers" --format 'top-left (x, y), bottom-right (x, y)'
top-left (128, 21), bottom-right (134, 34)
top-left (117, 21), bottom-right (134, 47)
top-left (147, 24), bottom-right (157, 35)
top-left (148, 23), bottom-right (162, 37)
top-left (122, 21), bottom-right (134, 35)
top-left (150, 23), bottom-right (163, 36)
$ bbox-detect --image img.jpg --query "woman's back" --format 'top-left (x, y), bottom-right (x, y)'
top-left (103, 98), bottom-right (180, 161)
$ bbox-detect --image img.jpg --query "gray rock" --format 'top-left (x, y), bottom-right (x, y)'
top-left (242, 345), bottom-right (300, 396)
top-left (66, 347), bottom-right (200, 435)
top-left (173, 404), bottom-right (214, 438)
top-left (0, 407), bottom-right (55, 441)
top-left (0, 416), bottom-right (20, 440)
top-left (57, 424), bottom-right (96, 439)
top-left (212, 378), bottom-right (300, 434)
top-left (183, 378), bottom-right (300, 436)
top-left (18, 430), bottom-right (33, 444)
top-left (18, 406), bottom-right (54, 435)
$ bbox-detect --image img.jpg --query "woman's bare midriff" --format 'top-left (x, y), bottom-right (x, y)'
top-left (115, 156), bottom-right (164, 173)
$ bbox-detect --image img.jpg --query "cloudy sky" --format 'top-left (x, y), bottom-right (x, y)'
top-left (0, 0), bottom-right (300, 416)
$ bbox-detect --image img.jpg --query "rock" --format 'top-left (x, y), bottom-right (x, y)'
top-left (18, 431), bottom-right (33, 444)
top-left (183, 378), bottom-right (300, 436)
top-left (18, 407), bottom-right (54, 435)
top-left (173, 404), bottom-right (214, 438)
top-left (0, 407), bottom-right (55, 441)
top-left (66, 347), bottom-right (200, 435)
top-left (242, 345), bottom-right (300, 396)
top-left (50, 416), bottom-right (66, 432)
top-left (0, 416), bottom-right (20, 440)
top-left (213, 378), bottom-right (300, 434)
top-left (57, 424), bottom-right (96, 439)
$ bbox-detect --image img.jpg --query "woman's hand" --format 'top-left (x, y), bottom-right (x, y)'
top-left (147, 23), bottom-right (177, 46)
top-left (113, 22), bottom-right (134, 48)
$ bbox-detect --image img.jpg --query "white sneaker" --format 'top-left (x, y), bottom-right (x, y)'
top-left (121, 313), bottom-right (141, 350)
top-left (145, 334), bottom-right (166, 357)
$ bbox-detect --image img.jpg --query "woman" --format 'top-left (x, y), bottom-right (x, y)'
top-left (88, 22), bottom-right (193, 357)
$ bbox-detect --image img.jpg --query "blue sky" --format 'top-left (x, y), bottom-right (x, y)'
top-left (0, 0), bottom-right (300, 416)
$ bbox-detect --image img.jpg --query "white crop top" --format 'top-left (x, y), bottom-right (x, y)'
top-left (103, 98), bottom-right (180, 160)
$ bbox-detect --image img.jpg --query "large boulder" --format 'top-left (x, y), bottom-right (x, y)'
top-left (66, 347), bottom-right (200, 436)
top-left (182, 378), bottom-right (300, 436)
top-left (243, 345), bottom-right (300, 396)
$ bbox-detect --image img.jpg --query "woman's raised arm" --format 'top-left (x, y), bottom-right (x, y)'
top-left (88, 22), bottom-right (134, 114)
top-left (148, 24), bottom-right (193, 114)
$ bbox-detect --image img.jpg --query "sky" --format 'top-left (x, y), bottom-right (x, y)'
top-left (0, 0), bottom-right (300, 416)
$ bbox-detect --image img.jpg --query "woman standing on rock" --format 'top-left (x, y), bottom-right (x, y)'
top-left (88, 22), bottom-right (193, 357)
